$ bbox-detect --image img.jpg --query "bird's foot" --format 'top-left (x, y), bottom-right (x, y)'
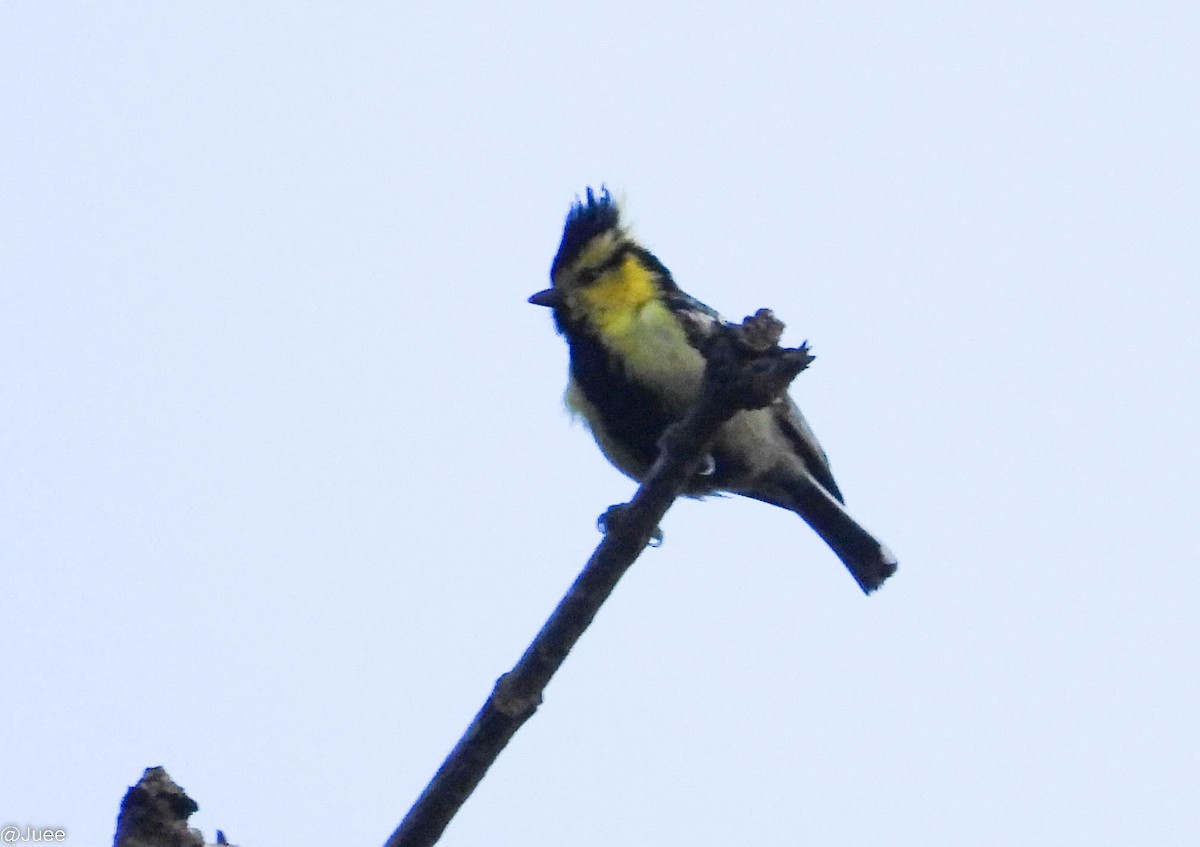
top-left (597, 504), bottom-right (664, 547)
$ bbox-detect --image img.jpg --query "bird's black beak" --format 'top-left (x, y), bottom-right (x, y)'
top-left (528, 288), bottom-right (562, 308)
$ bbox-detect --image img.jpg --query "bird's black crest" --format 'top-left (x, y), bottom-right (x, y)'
top-left (551, 186), bottom-right (621, 279)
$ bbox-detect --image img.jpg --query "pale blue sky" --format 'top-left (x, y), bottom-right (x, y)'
top-left (3, 3), bottom-right (1197, 845)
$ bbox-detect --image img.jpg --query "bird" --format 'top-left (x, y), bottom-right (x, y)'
top-left (528, 187), bottom-right (897, 594)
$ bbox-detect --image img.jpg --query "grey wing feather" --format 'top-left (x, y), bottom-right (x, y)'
top-left (774, 397), bottom-right (845, 504)
top-left (665, 290), bottom-right (723, 320)
top-left (667, 291), bottom-right (843, 503)
top-left (664, 291), bottom-right (725, 347)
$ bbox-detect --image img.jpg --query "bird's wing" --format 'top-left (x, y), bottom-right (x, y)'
top-left (664, 291), bottom-right (843, 502)
top-left (663, 290), bottom-right (726, 350)
top-left (773, 396), bottom-right (845, 504)
top-left (665, 289), bottom-right (722, 320)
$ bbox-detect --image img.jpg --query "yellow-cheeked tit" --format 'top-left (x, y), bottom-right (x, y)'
top-left (529, 188), bottom-right (897, 594)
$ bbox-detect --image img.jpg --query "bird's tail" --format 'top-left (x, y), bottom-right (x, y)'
top-left (780, 471), bottom-right (898, 594)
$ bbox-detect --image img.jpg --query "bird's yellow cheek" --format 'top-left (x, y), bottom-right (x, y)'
top-left (576, 255), bottom-right (657, 335)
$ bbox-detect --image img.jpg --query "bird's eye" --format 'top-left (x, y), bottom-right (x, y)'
top-left (577, 268), bottom-right (600, 285)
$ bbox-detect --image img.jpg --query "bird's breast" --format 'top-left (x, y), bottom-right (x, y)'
top-left (604, 300), bottom-right (705, 406)
top-left (559, 298), bottom-right (707, 481)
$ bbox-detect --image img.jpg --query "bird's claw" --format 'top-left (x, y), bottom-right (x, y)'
top-left (597, 504), bottom-right (664, 547)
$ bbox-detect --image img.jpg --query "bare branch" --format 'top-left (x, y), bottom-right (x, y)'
top-left (384, 311), bottom-right (811, 847)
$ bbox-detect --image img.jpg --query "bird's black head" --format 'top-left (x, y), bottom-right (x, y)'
top-left (550, 186), bottom-right (621, 280)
